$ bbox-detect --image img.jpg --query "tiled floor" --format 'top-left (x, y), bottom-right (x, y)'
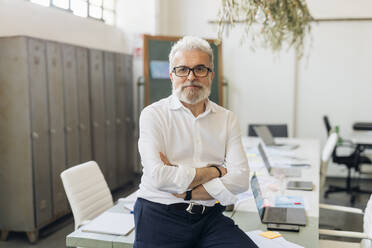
top-left (1, 177), bottom-right (371, 248)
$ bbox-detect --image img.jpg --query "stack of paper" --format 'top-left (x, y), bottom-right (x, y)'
top-left (81, 212), bottom-right (134, 236)
top-left (246, 230), bottom-right (304, 248)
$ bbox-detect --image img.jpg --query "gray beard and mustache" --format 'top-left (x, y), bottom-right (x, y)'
top-left (172, 81), bottom-right (211, 104)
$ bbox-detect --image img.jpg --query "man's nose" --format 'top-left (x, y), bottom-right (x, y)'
top-left (187, 70), bottom-right (196, 81)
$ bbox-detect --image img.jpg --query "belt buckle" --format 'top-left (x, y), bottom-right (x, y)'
top-left (186, 203), bottom-right (206, 214)
top-left (186, 202), bottom-right (195, 214)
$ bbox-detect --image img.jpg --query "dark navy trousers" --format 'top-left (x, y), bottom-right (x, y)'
top-left (133, 198), bottom-right (258, 248)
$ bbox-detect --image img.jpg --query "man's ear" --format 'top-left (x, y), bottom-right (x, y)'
top-left (210, 71), bottom-right (215, 82)
top-left (169, 71), bottom-right (174, 82)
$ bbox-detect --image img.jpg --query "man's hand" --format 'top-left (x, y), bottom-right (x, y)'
top-left (173, 185), bottom-right (213, 201)
top-left (214, 165), bottom-right (227, 177)
top-left (173, 192), bottom-right (186, 199)
top-left (160, 152), bottom-right (173, 166)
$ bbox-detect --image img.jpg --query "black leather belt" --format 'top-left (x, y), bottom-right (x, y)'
top-left (168, 202), bottom-right (219, 215)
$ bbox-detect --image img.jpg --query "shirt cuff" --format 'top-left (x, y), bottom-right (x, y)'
top-left (173, 165), bottom-right (196, 193)
top-left (203, 178), bottom-right (237, 206)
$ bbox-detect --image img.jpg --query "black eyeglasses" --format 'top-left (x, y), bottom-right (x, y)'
top-left (172, 65), bottom-right (212, 78)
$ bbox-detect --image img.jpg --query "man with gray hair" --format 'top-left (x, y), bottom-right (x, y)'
top-left (134, 36), bottom-right (257, 248)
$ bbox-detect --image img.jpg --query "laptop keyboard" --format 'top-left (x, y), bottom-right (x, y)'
top-left (265, 207), bottom-right (287, 222)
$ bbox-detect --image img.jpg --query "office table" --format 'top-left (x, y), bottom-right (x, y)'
top-left (67, 137), bottom-right (320, 248)
top-left (351, 131), bottom-right (372, 149)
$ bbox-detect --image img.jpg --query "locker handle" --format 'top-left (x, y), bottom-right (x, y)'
top-left (93, 122), bottom-right (99, 128)
top-left (116, 119), bottom-right (122, 125)
top-left (65, 126), bottom-right (72, 132)
top-left (32, 132), bottom-right (39, 139)
top-left (106, 120), bottom-right (111, 126)
top-left (50, 129), bottom-right (56, 134)
top-left (125, 117), bottom-right (131, 123)
top-left (79, 124), bottom-right (86, 130)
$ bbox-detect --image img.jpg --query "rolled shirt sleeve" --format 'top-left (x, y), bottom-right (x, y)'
top-left (203, 112), bottom-right (250, 205)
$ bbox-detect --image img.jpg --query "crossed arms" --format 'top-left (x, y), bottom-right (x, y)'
top-left (159, 152), bottom-right (227, 200)
top-left (138, 107), bottom-right (250, 205)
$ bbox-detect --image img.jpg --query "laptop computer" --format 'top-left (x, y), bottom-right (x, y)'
top-left (258, 144), bottom-right (302, 177)
top-left (251, 174), bottom-right (307, 226)
top-left (254, 126), bottom-right (299, 149)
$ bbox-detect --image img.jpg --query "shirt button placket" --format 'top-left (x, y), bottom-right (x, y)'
top-left (194, 120), bottom-right (201, 162)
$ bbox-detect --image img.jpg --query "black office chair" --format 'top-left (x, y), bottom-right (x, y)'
top-left (323, 116), bottom-right (372, 204)
top-left (248, 124), bottom-right (288, 138)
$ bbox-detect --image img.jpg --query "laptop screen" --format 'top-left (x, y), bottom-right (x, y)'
top-left (258, 144), bottom-right (272, 173)
top-left (250, 174), bottom-right (264, 218)
top-left (254, 126), bottom-right (275, 146)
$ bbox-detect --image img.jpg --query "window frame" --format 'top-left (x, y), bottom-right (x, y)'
top-left (27, 0), bottom-right (116, 25)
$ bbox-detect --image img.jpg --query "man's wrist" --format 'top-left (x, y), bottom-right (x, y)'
top-left (184, 190), bottom-right (192, 201)
top-left (210, 165), bottom-right (222, 178)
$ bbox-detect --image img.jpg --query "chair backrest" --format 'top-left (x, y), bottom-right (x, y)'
top-left (320, 133), bottom-right (338, 190)
top-left (248, 124), bottom-right (288, 138)
top-left (362, 194), bottom-right (372, 248)
top-left (60, 161), bottom-right (114, 230)
top-left (323, 116), bottom-right (332, 136)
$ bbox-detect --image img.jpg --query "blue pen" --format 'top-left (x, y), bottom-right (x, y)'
top-left (123, 205), bottom-right (134, 214)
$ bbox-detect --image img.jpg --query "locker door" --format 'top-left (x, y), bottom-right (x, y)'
top-left (104, 52), bottom-right (117, 190)
top-left (62, 45), bottom-right (80, 168)
top-left (27, 38), bottom-right (53, 227)
top-left (46, 41), bottom-right (69, 217)
top-left (123, 54), bottom-right (135, 178)
top-left (89, 50), bottom-right (106, 178)
top-left (76, 47), bottom-right (92, 163)
top-left (115, 54), bottom-right (127, 187)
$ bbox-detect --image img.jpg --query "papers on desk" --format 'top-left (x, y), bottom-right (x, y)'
top-left (246, 230), bottom-right (304, 248)
top-left (81, 212), bottom-right (134, 236)
top-left (275, 196), bottom-right (305, 209)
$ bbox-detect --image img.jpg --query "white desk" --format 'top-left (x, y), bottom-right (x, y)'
top-left (67, 137), bottom-right (320, 248)
top-left (351, 131), bottom-right (372, 147)
top-left (240, 137), bottom-right (320, 218)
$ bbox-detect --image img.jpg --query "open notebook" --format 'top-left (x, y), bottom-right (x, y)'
top-left (81, 212), bottom-right (135, 236)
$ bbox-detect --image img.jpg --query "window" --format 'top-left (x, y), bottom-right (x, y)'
top-left (28, 0), bottom-right (116, 25)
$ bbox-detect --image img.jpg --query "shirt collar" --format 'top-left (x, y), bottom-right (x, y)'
top-left (169, 94), bottom-right (183, 110)
top-left (169, 94), bottom-right (217, 113)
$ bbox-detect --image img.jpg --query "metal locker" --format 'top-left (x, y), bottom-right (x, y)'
top-left (0, 37), bottom-right (35, 233)
top-left (114, 53), bottom-right (127, 187)
top-left (46, 41), bottom-right (69, 217)
top-left (103, 52), bottom-right (117, 190)
top-left (62, 45), bottom-right (80, 168)
top-left (89, 49), bottom-right (106, 178)
top-left (123, 54), bottom-right (135, 179)
top-left (76, 47), bottom-right (92, 163)
top-left (27, 38), bottom-right (53, 227)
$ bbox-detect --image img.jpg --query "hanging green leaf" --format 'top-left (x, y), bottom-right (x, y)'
top-left (218, 0), bottom-right (313, 57)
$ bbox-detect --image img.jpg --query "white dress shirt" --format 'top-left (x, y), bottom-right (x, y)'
top-left (137, 94), bottom-right (250, 206)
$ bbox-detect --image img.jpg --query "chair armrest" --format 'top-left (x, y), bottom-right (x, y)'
top-left (319, 229), bottom-right (369, 239)
top-left (319, 203), bottom-right (363, 215)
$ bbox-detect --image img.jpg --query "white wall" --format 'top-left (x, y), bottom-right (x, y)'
top-left (297, 21), bottom-right (372, 176)
top-left (153, 0), bottom-right (372, 177)
top-left (156, 0), bottom-right (296, 136)
top-left (0, 0), bottom-right (129, 53)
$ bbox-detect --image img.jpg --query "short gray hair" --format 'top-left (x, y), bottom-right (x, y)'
top-left (169, 36), bottom-right (214, 72)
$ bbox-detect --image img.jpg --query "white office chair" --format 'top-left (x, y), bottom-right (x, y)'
top-left (320, 132), bottom-right (339, 191)
top-left (61, 161), bottom-right (114, 230)
top-left (319, 194), bottom-right (372, 248)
